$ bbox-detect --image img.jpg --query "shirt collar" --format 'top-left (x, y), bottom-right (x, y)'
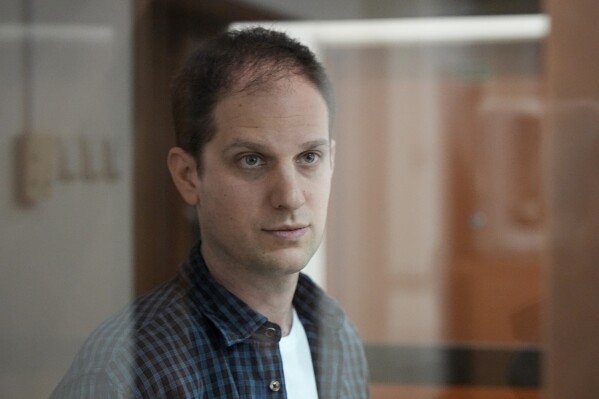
top-left (182, 241), bottom-right (345, 346)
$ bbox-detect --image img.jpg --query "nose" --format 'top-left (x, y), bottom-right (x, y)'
top-left (269, 164), bottom-right (306, 210)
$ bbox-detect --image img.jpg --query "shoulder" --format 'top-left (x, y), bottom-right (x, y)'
top-left (295, 272), bottom-right (354, 333)
top-left (295, 274), bottom-right (370, 396)
top-left (95, 273), bottom-right (196, 360)
top-left (51, 273), bottom-right (207, 397)
top-left (295, 273), bottom-right (366, 358)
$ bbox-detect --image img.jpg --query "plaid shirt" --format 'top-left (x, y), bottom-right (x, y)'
top-left (50, 242), bottom-right (369, 398)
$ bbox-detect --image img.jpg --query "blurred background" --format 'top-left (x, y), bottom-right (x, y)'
top-left (1, 0), bottom-right (598, 398)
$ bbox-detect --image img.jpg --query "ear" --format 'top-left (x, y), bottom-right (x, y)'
top-left (167, 147), bottom-right (201, 206)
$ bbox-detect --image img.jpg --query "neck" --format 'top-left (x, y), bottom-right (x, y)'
top-left (201, 247), bottom-right (299, 336)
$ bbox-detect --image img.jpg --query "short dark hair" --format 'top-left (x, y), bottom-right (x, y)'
top-left (170, 27), bottom-right (335, 171)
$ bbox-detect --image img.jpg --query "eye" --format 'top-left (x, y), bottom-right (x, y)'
top-left (298, 151), bottom-right (321, 165)
top-left (238, 154), bottom-right (266, 168)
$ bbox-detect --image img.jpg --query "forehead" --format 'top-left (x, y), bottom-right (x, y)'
top-left (212, 76), bottom-right (330, 146)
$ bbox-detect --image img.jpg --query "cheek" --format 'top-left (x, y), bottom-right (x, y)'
top-left (204, 182), bottom-right (260, 218)
top-left (308, 180), bottom-right (332, 212)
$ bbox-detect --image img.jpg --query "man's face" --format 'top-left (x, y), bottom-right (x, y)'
top-left (195, 75), bottom-right (334, 278)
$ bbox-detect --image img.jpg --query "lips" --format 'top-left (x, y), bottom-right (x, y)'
top-left (262, 225), bottom-right (309, 240)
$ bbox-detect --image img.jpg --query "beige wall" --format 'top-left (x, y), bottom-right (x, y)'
top-left (0, 1), bottom-right (132, 397)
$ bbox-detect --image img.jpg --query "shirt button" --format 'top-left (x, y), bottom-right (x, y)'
top-left (269, 380), bottom-right (281, 392)
top-left (265, 327), bottom-right (277, 338)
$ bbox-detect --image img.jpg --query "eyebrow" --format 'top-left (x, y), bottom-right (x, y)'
top-left (223, 138), bottom-right (330, 154)
top-left (301, 139), bottom-right (331, 150)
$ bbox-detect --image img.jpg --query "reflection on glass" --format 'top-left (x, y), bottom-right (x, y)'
top-left (242, 17), bottom-right (547, 399)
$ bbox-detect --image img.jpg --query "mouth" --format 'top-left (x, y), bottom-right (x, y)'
top-left (262, 225), bottom-right (310, 240)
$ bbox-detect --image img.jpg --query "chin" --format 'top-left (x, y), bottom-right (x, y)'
top-left (259, 247), bottom-right (314, 275)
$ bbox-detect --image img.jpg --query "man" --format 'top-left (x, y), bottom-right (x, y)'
top-left (50, 27), bottom-right (369, 398)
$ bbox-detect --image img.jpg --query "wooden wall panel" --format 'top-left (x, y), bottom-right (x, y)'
top-left (545, 0), bottom-right (599, 398)
top-left (326, 47), bottom-right (544, 345)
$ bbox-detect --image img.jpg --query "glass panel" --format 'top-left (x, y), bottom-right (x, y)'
top-left (249, 17), bottom-right (547, 398)
top-left (0, 1), bottom-right (133, 397)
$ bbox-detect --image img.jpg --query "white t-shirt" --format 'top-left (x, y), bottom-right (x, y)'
top-left (279, 309), bottom-right (319, 399)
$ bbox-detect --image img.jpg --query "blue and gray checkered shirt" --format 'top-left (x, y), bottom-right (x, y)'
top-left (50, 242), bottom-right (369, 398)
